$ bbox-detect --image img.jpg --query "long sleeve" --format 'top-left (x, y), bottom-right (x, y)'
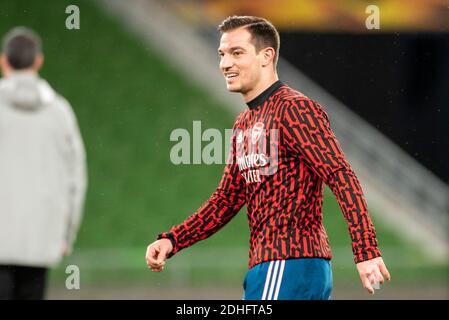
top-left (62, 101), bottom-right (88, 250)
top-left (158, 128), bottom-right (246, 256)
top-left (281, 98), bottom-right (381, 263)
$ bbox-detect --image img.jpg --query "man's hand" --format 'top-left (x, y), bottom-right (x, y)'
top-left (145, 239), bottom-right (173, 272)
top-left (356, 256), bottom-right (391, 294)
top-left (62, 245), bottom-right (71, 257)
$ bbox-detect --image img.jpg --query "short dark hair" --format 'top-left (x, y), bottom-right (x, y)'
top-left (2, 27), bottom-right (42, 70)
top-left (218, 16), bottom-right (280, 66)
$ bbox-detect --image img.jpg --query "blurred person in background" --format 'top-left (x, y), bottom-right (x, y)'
top-left (0, 27), bottom-right (87, 300)
top-left (146, 16), bottom-right (390, 300)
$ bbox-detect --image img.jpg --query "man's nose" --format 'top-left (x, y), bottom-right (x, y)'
top-left (220, 54), bottom-right (233, 71)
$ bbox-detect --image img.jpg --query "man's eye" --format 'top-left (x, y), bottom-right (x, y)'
top-left (233, 51), bottom-right (242, 56)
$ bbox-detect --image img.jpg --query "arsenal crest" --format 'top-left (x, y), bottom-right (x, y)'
top-left (251, 122), bottom-right (265, 144)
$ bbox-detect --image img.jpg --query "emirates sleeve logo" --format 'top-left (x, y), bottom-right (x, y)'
top-left (251, 122), bottom-right (265, 145)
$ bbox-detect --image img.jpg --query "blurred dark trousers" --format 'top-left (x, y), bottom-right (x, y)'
top-left (0, 265), bottom-right (48, 300)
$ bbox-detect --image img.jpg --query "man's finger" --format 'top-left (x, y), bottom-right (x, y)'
top-left (146, 245), bottom-right (160, 266)
top-left (151, 260), bottom-right (166, 268)
top-left (151, 265), bottom-right (165, 272)
top-left (157, 247), bottom-right (168, 264)
top-left (147, 259), bottom-right (161, 268)
top-left (362, 275), bottom-right (375, 294)
top-left (149, 264), bottom-right (161, 271)
top-left (378, 261), bottom-right (391, 281)
top-left (375, 269), bottom-right (385, 285)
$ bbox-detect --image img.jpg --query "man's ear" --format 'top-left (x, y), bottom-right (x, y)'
top-left (33, 54), bottom-right (44, 72)
top-left (261, 47), bottom-right (276, 67)
top-left (0, 54), bottom-right (6, 69)
top-left (0, 54), bottom-right (9, 76)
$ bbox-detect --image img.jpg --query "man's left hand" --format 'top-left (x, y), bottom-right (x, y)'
top-left (356, 256), bottom-right (391, 294)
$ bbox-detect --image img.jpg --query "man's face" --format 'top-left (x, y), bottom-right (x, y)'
top-left (218, 28), bottom-right (263, 94)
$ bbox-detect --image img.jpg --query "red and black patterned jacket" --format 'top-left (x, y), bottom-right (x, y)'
top-left (159, 80), bottom-right (381, 268)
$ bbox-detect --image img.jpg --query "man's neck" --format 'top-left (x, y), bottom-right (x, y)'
top-left (2, 69), bottom-right (37, 79)
top-left (243, 73), bottom-right (279, 103)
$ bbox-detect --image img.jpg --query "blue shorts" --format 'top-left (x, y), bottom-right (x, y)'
top-left (243, 258), bottom-right (333, 300)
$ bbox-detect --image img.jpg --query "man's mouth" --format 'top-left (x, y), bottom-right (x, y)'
top-left (225, 72), bottom-right (239, 80)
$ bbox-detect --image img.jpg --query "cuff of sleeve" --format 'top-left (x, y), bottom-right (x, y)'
top-left (354, 248), bottom-right (382, 264)
top-left (157, 232), bottom-right (177, 258)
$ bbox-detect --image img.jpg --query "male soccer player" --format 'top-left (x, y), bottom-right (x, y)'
top-left (146, 16), bottom-right (390, 300)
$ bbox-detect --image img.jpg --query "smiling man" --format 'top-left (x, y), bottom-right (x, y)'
top-left (146, 16), bottom-right (390, 300)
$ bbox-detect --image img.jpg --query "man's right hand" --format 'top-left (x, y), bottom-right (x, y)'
top-left (145, 239), bottom-right (173, 272)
